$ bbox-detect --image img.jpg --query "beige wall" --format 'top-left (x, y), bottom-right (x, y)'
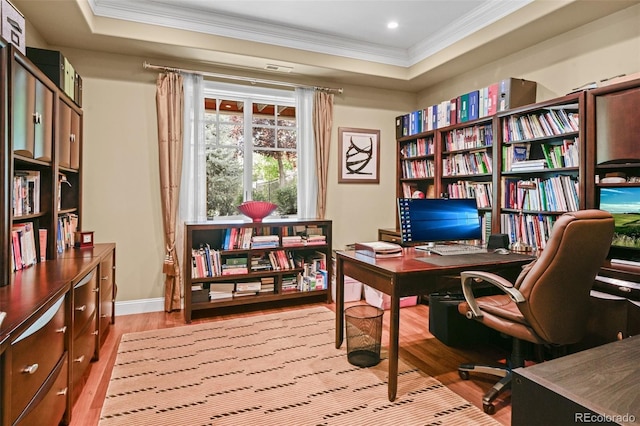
top-left (22, 4), bottom-right (640, 306)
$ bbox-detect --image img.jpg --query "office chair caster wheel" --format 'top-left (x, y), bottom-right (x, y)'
top-left (458, 370), bottom-right (470, 380)
top-left (483, 403), bottom-right (495, 415)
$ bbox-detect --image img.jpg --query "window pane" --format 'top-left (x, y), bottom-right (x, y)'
top-left (277, 129), bottom-right (296, 150)
top-left (252, 150), bottom-right (297, 215)
top-left (253, 127), bottom-right (275, 149)
top-left (252, 103), bottom-right (275, 125)
top-left (206, 147), bottom-right (244, 218)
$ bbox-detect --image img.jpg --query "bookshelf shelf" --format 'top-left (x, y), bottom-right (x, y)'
top-left (184, 219), bottom-right (332, 322)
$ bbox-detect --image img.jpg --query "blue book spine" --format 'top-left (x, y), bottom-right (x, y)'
top-left (468, 90), bottom-right (479, 121)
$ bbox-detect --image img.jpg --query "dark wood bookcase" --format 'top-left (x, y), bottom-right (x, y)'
top-left (184, 219), bottom-right (332, 322)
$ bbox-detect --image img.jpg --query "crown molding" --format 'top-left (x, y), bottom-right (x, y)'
top-left (89, 0), bottom-right (531, 68)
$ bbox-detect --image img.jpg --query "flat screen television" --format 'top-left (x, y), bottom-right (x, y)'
top-left (598, 186), bottom-right (640, 261)
top-left (397, 198), bottom-right (482, 244)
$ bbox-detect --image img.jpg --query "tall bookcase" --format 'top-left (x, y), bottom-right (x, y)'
top-left (184, 219), bottom-right (332, 322)
top-left (3, 44), bottom-right (83, 286)
top-left (394, 92), bottom-right (589, 250)
top-left (495, 92), bottom-right (585, 251)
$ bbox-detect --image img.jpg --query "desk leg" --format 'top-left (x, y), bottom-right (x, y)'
top-left (388, 282), bottom-right (399, 401)
top-left (335, 256), bottom-right (345, 348)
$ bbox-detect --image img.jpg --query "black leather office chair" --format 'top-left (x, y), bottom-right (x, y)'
top-left (457, 210), bottom-right (614, 414)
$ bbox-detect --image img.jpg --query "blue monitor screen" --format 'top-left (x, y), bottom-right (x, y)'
top-left (599, 186), bottom-right (640, 252)
top-left (398, 198), bottom-right (482, 244)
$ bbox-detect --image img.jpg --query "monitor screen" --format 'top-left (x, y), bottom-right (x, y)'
top-left (397, 198), bottom-right (482, 244)
top-left (598, 187), bottom-right (640, 258)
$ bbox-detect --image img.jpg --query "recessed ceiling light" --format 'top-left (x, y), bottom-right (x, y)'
top-left (387, 21), bottom-right (398, 30)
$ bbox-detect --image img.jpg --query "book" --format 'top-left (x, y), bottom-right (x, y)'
top-left (355, 241), bottom-right (403, 258)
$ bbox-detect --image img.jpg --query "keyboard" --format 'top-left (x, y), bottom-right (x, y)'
top-left (415, 243), bottom-right (486, 256)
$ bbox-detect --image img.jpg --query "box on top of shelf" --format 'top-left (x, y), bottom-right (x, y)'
top-left (26, 47), bottom-right (83, 107)
top-left (1, 0), bottom-right (25, 55)
top-left (498, 78), bottom-right (537, 112)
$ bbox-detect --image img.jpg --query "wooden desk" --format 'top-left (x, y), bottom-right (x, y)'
top-left (512, 335), bottom-right (640, 426)
top-left (334, 247), bottom-right (534, 401)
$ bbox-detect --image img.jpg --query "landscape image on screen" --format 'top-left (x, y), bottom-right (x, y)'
top-left (599, 187), bottom-right (640, 248)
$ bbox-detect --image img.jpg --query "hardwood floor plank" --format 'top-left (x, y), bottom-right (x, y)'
top-left (69, 302), bottom-right (511, 425)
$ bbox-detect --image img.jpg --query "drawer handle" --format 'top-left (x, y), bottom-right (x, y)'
top-left (33, 112), bottom-right (41, 124)
top-left (22, 364), bottom-right (39, 375)
top-left (76, 305), bottom-right (87, 312)
top-left (101, 314), bottom-right (107, 318)
top-left (92, 330), bottom-right (99, 336)
top-left (57, 388), bottom-right (68, 396)
top-left (56, 326), bottom-right (67, 334)
top-left (101, 276), bottom-right (109, 280)
top-left (93, 288), bottom-right (100, 293)
top-left (74, 355), bottom-right (85, 364)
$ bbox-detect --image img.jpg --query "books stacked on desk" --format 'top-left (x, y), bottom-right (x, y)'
top-left (355, 241), bottom-right (403, 258)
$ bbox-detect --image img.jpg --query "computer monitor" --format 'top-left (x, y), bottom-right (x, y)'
top-left (598, 186), bottom-right (640, 261)
top-left (397, 198), bottom-right (482, 244)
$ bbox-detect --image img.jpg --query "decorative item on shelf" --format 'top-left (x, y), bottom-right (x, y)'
top-left (237, 201), bottom-right (278, 222)
top-left (510, 180), bottom-right (536, 253)
top-left (601, 172), bottom-right (626, 184)
top-left (75, 231), bottom-right (94, 248)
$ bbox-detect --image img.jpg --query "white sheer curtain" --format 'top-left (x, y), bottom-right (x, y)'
top-left (295, 87), bottom-right (317, 219)
top-left (176, 74), bottom-right (206, 303)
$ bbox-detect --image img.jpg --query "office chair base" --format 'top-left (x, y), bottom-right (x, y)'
top-left (458, 364), bottom-right (511, 415)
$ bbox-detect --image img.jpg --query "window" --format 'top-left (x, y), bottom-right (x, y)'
top-left (203, 83), bottom-right (297, 218)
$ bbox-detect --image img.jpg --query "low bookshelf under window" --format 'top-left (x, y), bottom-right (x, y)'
top-left (184, 218), bottom-right (332, 322)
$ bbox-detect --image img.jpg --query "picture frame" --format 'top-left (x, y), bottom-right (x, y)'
top-left (338, 127), bottom-right (380, 184)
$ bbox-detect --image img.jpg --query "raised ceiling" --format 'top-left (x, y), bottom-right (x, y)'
top-left (11, 0), bottom-right (640, 92)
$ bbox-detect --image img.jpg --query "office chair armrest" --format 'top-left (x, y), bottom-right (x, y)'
top-left (460, 271), bottom-right (526, 318)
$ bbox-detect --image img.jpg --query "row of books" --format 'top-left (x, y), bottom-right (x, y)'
top-left (502, 176), bottom-right (579, 212)
top-left (501, 213), bottom-right (556, 251)
top-left (219, 228), bottom-right (327, 251)
top-left (11, 222), bottom-right (46, 272)
top-left (401, 158), bottom-right (435, 179)
top-left (503, 140), bottom-right (578, 172)
top-left (446, 181), bottom-right (493, 209)
top-left (13, 171), bottom-right (40, 217)
top-left (502, 107), bottom-right (579, 143)
top-left (396, 78), bottom-right (537, 137)
top-left (400, 137), bottom-right (435, 158)
top-left (443, 123), bottom-right (494, 152)
top-left (442, 151), bottom-right (493, 177)
top-left (57, 213), bottom-right (78, 253)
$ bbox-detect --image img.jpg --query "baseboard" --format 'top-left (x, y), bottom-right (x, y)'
top-left (115, 297), bottom-right (166, 316)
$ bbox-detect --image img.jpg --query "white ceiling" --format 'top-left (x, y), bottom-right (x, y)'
top-left (11, 0), bottom-right (640, 92)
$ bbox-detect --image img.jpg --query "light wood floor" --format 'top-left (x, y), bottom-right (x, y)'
top-left (70, 302), bottom-right (512, 425)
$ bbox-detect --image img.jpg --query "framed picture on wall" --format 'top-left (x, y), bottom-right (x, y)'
top-left (338, 127), bottom-right (380, 184)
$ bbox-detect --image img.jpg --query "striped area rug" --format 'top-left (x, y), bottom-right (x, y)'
top-left (99, 306), bottom-right (500, 425)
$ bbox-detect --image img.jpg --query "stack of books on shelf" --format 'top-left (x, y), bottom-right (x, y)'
top-left (250, 253), bottom-right (274, 272)
top-left (13, 171), bottom-right (40, 216)
top-left (221, 257), bottom-right (249, 275)
top-left (282, 235), bottom-right (304, 247)
top-left (259, 277), bottom-right (275, 294)
top-left (11, 222), bottom-right (38, 272)
top-left (209, 283), bottom-right (234, 300)
top-left (234, 281), bottom-right (261, 297)
top-left (510, 159), bottom-right (548, 171)
top-left (251, 234), bottom-right (279, 249)
top-left (304, 235), bottom-right (326, 246)
top-left (281, 274), bottom-right (299, 292)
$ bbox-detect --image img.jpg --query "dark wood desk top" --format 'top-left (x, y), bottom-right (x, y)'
top-left (337, 248), bottom-right (535, 275)
top-left (514, 335), bottom-right (640, 422)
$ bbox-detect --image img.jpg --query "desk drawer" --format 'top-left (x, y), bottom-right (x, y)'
top-left (15, 355), bottom-right (68, 426)
top-left (10, 295), bottom-right (66, 423)
top-left (73, 268), bottom-right (97, 337)
top-left (71, 313), bottom-right (96, 403)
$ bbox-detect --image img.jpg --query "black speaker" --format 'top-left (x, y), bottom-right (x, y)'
top-left (487, 233), bottom-right (509, 250)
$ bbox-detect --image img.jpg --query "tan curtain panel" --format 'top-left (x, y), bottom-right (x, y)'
top-left (313, 91), bottom-right (334, 219)
top-left (156, 72), bottom-right (184, 312)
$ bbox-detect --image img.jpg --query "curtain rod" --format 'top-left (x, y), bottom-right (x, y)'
top-left (143, 62), bottom-right (343, 94)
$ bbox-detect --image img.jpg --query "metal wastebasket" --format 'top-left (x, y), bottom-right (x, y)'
top-left (345, 305), bottom-right (384, 367)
